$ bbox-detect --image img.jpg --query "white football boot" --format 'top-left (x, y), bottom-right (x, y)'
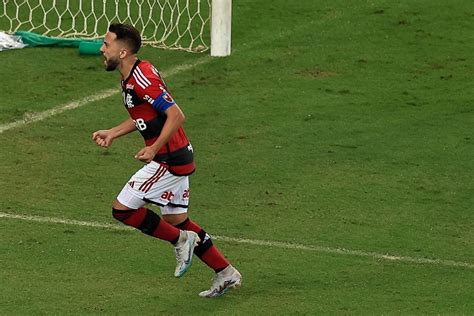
top-left (199, 265), bottom-right (242, 298)
top-left (174, 230), bottom-right (200, 278)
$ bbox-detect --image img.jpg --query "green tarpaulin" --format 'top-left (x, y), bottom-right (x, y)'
top-left (14, 31), bottom-right (103, 54)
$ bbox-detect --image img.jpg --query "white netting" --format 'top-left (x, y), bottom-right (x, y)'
top-left (0, 0), bottom-right (211, 52)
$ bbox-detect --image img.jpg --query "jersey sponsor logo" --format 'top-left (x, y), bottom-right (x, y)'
top-left (144, 94), bottom-right (155, 105)
top-left (182, 189), bottom-right (190, 199)
top-left (161, 191), bottom-right (175, 201)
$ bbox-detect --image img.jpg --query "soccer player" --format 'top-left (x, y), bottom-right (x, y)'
top-left (92, 23), bottom-right (241, 297)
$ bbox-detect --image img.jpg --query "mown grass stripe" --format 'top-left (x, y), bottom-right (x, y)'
top-left (0, 57), bottom-right (210, 134)
top-left (1, 211), bottom-right (472, 270)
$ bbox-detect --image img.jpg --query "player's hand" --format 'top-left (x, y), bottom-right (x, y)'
top-left (92, 130), bottom-right (114, 148)
top-left (135, 146), bottom-right (157, 163)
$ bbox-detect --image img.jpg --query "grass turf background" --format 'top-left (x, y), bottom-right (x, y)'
top-left (0, 0), bottom-right (473, 313)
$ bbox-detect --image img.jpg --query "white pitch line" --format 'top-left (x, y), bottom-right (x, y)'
top-left (0, 57), bottom-right (210, 134)
top-left (0, 211), bottom-right (472, 270)
top-left (0, 88), bottom-right (118, 134)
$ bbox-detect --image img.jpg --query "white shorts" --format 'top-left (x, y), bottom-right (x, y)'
top-left (116, 161), bottom-right (190, 215)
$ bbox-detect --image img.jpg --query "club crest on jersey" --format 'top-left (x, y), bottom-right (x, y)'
top-left (123, 92), bottom-right (134, 108)
top-left (126, 83), bottom-right (135, 90)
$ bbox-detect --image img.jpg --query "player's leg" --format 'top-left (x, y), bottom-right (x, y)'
top-left (112, 161), bottom-right (199, 277)
top-left (170, 216), bottom-right (229, 272)
top-left (111, 199), bottom-right (181, 243)
top-left (171, 216), bottom-right (242, 297)
top-left (160, 182), bottom-right (242, 297)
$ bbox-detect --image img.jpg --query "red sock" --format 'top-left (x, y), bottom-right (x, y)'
top-left (177, 218), bottom-right (229, 272)
top-left (200, 247), bottom-right (230, 272)
top-left (113, 207), bottom-right (180, 243)
top-left (152, 215), bottom-right (181, 242)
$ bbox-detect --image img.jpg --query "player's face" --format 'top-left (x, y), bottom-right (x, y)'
top-left (100, 32), bottom-right (121, 71)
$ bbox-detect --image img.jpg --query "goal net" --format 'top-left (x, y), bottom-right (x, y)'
top-left (0, 0), bottom-right (211, 52)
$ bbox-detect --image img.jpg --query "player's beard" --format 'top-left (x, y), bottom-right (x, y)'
top-left (105, 57), bottom-right (120, 71)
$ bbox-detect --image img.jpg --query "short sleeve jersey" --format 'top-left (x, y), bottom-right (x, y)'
top-left (121, 59), bottom-right (195, 176)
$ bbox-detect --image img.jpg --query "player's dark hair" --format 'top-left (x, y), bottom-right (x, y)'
top-left (108, 23), bottom-right (141, 54)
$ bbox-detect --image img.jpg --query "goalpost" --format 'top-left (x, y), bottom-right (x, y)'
top-left (0, 0), bottom-right (231, 56)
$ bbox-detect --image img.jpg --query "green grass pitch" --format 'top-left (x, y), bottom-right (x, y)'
top-left (0, 0), bottom-right (473, 314)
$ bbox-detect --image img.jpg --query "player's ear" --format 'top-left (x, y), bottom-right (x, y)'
top-left (119, 48), bottom-right (128, 59)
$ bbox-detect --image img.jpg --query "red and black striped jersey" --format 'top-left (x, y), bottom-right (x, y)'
top-left (120, 59), bottom-right (195, 176)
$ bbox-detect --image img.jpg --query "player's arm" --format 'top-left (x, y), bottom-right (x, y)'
top-left (92, 117), bottom-right (136, 148)
top-left (135, 104), bottom-right (185, 162)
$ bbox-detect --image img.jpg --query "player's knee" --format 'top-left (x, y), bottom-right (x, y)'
top-left (112, 207), bottom-right (134, 222)
top-left (112, 199), bottom-right (128, 210)
top-left (112, 199), bottom-right (134, 222)
top-left (112, 207), bottom-right (162, 236)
